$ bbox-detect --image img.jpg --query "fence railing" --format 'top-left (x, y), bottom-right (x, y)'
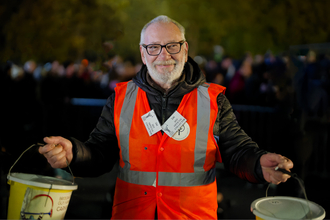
top-left (68, 98), bottom-right (329, 177)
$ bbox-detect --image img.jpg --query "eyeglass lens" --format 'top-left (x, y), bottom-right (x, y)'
top-left (147, 42), bottom-right (181, 55)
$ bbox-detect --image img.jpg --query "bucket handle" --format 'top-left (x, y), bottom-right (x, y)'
top-left (265, 168), bottom-right (306, 199)
top-left (265, 168), bottom-right (313, 219)
top-left (7, 143), bottom-right (75, 185)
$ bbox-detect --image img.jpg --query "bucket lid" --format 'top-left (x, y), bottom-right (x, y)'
top-left (251, 196), bottom-right (325, 220)
top-left (8, 173), bottom-right (78, 190)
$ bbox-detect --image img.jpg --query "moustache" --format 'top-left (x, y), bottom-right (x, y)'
top-left (153, 60), bottom-right (177, 65)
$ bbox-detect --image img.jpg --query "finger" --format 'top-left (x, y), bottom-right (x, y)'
top-left (45, 145), bottom-right (68, 169)
top-left (43, 136), bottom-right (54, 144)
top-left (40, 136), bottom-right (59, 153)
top-left (282, 160), bottom-right (294, 170)
top-left (275, 168), bottom-right (292, 182)
top-left (273, 170), bottom-right (291, 183)
top-left (54, 154), bottom-right (69, 168)
top-left (41, 136), bottom-right (66, 153)
top-left (49, 156), bottom-right (67, 169)
top-left (272, 154), bottom-right (286, 164)
top-left (281, 176), bottom-right (289, 183)
top-left (269, 175), bottom-right (281, 185)
top-left (43, 136), bottom-right (63, 145)
top-left (45, 144), bottom-right (64, 158)
top-left (43, 137), bottom-right (71, 153)
top-left (269, 172), bottom-right (290, 185)
top-left (47, 149), bottom-right (66, 166)
top-left (38, 143), bottom-right (57, 154)
top-left (276, 172), bottom-right (291, 182)
top-left (265, 154), bottom-right (293, 170)
top-left (275, 167), bottom-right (292, 175)
top-left (277, 157), bottom-right (294, 170)
top-left (260, 153), bottom-right (283, 167)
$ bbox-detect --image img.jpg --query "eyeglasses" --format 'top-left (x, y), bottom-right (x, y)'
top-left (142, 41), bottom-right (185, 56)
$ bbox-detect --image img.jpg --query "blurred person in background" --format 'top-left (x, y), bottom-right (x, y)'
top-left (39, 15), bottom-right (294, 219)
top-left (227, 53), bottom-right (253, 104)
top-left (220, 56), bottom-right (236, 87)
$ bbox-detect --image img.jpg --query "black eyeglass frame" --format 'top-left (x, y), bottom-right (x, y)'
top-left (142, 41), bottom-right (185, 56)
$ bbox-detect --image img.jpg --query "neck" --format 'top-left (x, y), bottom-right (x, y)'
top-left (147, 72), bottom-right (183, 93)
top-left (156, 80), bottom-right (175, 91)
top-left (152, 77), bottom-right (175, 92)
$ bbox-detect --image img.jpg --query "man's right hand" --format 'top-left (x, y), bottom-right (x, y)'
top-left (39, 136), bottom-right (73, 169)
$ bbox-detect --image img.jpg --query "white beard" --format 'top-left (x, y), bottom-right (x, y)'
top-left (145, 52), bottom-right (186, 88)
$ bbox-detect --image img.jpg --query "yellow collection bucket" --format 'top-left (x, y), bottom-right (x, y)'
top-left (251, 196), bottom-right (326, 220)
top-left (6, 143), bottom-right (78, 220)
top-left (7, 173), bottom-right (78, 220)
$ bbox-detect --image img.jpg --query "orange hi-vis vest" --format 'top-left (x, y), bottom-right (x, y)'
top-left (113, 81), bottom-right (226, 219)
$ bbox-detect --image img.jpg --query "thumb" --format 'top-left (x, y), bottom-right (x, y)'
top-left (43, 136), bottom-right (68, 148)
top-left (41, 136), bottom-right (72, 154)
top-left (43, 136), bottom-right (58, 145)
top-left (39, 136), bottom-right (58, 154)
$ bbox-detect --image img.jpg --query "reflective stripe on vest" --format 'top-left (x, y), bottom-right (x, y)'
top-left (117, 81), bottom-right (215, 187)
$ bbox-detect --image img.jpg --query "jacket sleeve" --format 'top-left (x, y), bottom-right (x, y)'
top-left (67, 93), bottom-right (119, 177)
top-left (215, 93), bottom-right (267, 183)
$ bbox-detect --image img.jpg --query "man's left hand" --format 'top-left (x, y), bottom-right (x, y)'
top-left (260, 153), bottom-right (294, 184)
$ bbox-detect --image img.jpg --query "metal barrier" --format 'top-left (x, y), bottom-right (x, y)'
top-left (68, 99), bottom-right (329, 177)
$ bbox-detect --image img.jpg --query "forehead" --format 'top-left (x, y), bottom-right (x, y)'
top-left (143, 22), bottom-right (182, 44)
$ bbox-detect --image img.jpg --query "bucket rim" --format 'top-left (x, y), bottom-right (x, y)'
top-left (251, 196), bottom-right (326, 220)
top-left (8, 173), bottom-right (78, 190)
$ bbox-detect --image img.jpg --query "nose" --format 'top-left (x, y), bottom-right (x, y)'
top-left (157, 46), bottom-right (171, 59)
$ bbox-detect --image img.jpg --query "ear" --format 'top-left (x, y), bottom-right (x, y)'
top-left (140, 45), bottom-right (146, 65)
top-left (184, 41), bottom-right (189, 62)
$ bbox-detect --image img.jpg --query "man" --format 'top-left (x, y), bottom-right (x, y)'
top-left (39, 15), bottom-right (293, 219)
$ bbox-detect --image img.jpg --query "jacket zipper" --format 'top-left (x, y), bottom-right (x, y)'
top-left (161, 95), bottom-right (167, 124)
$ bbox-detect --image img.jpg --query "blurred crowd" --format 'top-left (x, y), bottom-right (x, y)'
top-left (201, 50), bottom-right (330, 118)
top-left (2, 49), bottom-right (329, 109)
top-left (0, 55), bottom-right (139, 165)
top-left (1, 55), bottom-right (140, 101)
top-left (0, 48), bottom-right (329, 168)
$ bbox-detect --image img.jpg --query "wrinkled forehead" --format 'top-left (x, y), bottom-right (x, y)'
top-left (143, 22), bottom-right (183, 45)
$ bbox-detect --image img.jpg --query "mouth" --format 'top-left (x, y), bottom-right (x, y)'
top-left (154, 60), bottom-right (176, 70)
top-left (156, 64), bottom-right (175, 68)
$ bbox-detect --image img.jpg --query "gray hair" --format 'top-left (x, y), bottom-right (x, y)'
top-left (139, 15), bottom-right (186, 45)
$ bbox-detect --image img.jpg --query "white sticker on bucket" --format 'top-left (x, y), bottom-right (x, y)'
top-left (20, 187), bottom-right (73, 220)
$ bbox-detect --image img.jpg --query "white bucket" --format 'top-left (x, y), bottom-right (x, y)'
top-left (7, 172), bottom-right (78, 220)
top-left (251, 196), bottom-right (326, 220)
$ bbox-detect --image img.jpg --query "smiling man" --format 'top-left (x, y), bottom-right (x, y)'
top-left (39, 15), bottom-right (294, 219)
top-left (140, 19), bottom-right (188, 90)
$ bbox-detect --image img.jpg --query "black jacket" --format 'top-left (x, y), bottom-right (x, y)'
top-left (68, 56), bottom-right (267, 183)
